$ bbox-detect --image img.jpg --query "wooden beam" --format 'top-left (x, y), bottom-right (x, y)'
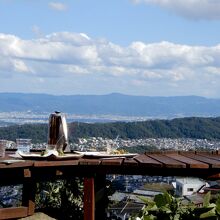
top-left (84, 177), bottom-right (95, 220)
top-left (22, 176), bottom-right (36, 216)
top-left (95, 174), bottom-right (106, 220)
top-left (0, 207), bottom-right (28, 219)
top-left (207, 173), bottom-right (220, 179)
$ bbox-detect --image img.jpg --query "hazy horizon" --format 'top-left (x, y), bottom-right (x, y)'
top-left (0, 91), bottom-right (219, 99)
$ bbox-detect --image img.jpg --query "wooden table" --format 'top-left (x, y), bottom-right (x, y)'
top-left (1, 150), bottom-right (220, 220)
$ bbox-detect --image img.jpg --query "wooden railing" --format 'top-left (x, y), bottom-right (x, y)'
top-left (1, 150), bottom-right (220, 219)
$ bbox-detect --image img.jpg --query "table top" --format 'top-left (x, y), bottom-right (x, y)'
top-left (1, 151), bottom-right (220, 178)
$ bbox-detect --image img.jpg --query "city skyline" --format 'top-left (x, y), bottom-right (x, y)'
top-left (1, 1), bottom-right (220, 97)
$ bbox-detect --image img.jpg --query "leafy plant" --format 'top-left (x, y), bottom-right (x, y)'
top-left (130, 191), bottom-right (220, 220)
top-left (35, 178), bottom-right (83, 220)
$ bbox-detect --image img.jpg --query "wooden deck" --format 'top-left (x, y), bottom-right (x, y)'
top-left (1, 150), bottom-right (220, 219)
top-left (29, 150), bottom-right (220, 178)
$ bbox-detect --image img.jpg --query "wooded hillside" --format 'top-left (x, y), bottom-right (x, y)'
top-left (1, 117), bottom-right (220, 143)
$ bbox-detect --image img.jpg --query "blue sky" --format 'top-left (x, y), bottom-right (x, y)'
top-left (1, 0), bottom-right (220, 97)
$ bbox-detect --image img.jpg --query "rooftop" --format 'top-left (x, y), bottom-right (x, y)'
top-left (176, 177), bottom-right (205, 185)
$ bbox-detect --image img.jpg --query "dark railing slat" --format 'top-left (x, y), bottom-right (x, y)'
top-left (197, 153), bottom-right (220, 162)
top-left (147, 154), bottom-right (186, 168)
top-left (34, 160), bottom-right (79, 167)
top-left (180, 153), bottom-right (220, 168)
top-left (166, 154), bottom-right (209, 168)
top-left (123, 158), bottom-right (138, 166)
top-left (134, 154), bottom-right (162, 167)
top-left (0, 161), bottom-right (33, 169)
top-left (101, 158), bottom-right (124, 166)
top-left (79, 158), bottom-right (101, 165)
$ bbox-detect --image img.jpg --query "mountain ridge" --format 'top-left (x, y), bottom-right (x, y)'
top-left (0, 92), bottom-right (220, 118)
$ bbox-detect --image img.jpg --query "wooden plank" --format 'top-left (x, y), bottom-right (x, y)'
top-left (101, 158), bottom-right (124, 166)
top-left (180, 153), bottom-right (220, 168)
top-left (166, 154), bottom-right (209, 168)
top-left (147, 154), bottom-right (186, 168)
top-left (84, 177), bottom-right (95, 220)
top-left (207, 173), bottom-right (220, 179)
top-left (22, 177), bottom-right (36, 215)
top-left (0, 207), bottom-right (28, 219)
top-left (196, 151), bottom-right (213, 155)
top-left (123, 158), bottom-right (138, 166)
top-left (197, 153), bottom-right (220, 162)
top-left (134, 154), bottom-right (162, 167)
top-left (178, 151), bottom-right (196, 155)
top-left (79, 158), bottom-right (101, 166)
top-left (34, 160), bottom-right (79, 167)
top-left (147, 151), bottom-right (179, 155)
top-left (0, 161), bottom-right (33, 169)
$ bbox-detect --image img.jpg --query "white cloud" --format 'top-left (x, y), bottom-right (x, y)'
top-left (47, 32), bottom-right (91, 45)
top-left (31, 25), bottom-right (43, 38)
top-left (1, 32), bottom-right (220, 96)
top-left (132, 0), bottom-right (220, 20)
top-left (48, 2), bottom-right (67, 11)
top-left (13, 60), bottom-right (30, 73)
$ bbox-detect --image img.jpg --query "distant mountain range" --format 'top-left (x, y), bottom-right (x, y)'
top-left (0, 92), bottom-right (220, 118)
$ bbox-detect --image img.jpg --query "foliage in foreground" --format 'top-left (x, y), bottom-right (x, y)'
top-left (35, 178), bottom-right (83, 220)
top-left (130, 191), bottom-right (220, 220)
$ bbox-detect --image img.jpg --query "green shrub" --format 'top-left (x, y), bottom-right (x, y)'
top-left (130, 191), bottom-right (220, 220)
top-left (35, 178), bottom-right (83, 220)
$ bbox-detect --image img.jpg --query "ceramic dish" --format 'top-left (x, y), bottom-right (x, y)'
top-left (12, 151), bottom-right (83, 161)
top-left (74, 151), bottom-right (137, 158)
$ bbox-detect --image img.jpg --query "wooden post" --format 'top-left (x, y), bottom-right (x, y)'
top-left (95, 174), bottom-right (106, 220)
top-left (84, 177), bottom-right (95, 220)
top-left (22, 169), bottom-right (36, 216)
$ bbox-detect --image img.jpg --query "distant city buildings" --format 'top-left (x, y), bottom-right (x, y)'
top-left (72, 137), bottom-right (220, 152)
top-left (5, 136), bottom-right (220, 152)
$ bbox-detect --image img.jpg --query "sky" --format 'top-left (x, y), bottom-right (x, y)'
top-left (1, 0), bottom-right (220, 97)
